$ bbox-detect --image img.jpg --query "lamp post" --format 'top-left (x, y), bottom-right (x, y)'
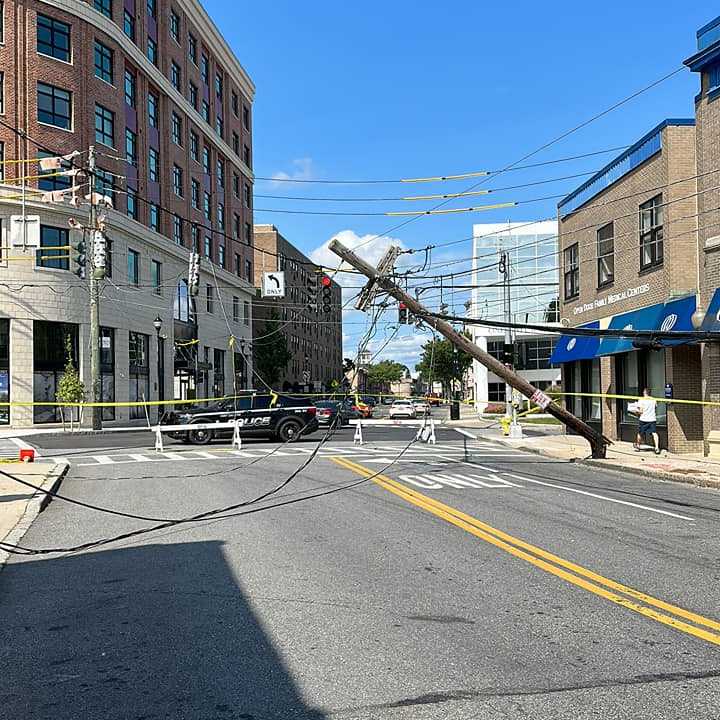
top-left (153, 315), bottom-right (164, 420)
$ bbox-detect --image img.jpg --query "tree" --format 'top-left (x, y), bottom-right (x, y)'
top-left (415, 336), bottom-right (472, 398)
top-left (56, 334), bottom-right (85, 431)
top-left (254, 309), bottom-right (292, 388)
top-left (365, 360), bottom-right (408, 391)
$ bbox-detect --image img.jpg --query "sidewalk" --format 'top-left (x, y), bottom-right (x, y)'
top-left (0, 461), bottom-right (68, 568)
top-left (467, 426), bottom-right (720, 489)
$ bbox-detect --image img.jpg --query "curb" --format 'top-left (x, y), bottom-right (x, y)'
top-left (479, 434), bottom-right (720, 489)
top-left (0, 462), bottom-right (69, 571)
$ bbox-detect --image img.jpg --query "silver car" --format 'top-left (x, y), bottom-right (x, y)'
top-left (389, 400), bottom-right (416, 419)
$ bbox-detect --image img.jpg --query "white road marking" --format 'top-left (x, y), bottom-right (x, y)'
top-left (184, 451), bottom-right (217, 459)
top-left (129, 453), bottom-right (160, 462)
top-left (93, 455), bottom-right (115, 464)
top-left (398, 472), bottom-right (522, 490)
top-left (9, 437), bottom-right (40, 455)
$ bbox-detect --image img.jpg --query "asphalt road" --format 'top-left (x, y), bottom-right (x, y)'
top-left (1, 427), bottom-right (720, 718)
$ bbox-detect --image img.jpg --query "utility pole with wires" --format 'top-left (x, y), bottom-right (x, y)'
top-left (87, 146), bottom-right (102, 430)
top-left (330, 237), bottom-right (610, 459)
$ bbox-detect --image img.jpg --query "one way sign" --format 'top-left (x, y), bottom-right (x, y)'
top-left (262, 271), bottom-right (286, 298)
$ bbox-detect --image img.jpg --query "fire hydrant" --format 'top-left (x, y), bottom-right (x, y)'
top-left (499, 415), bottom-right (512, 436)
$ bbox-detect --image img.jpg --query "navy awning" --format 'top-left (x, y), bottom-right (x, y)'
top-left (656, 295), bottom-right (696, 345)
top-left (549, 321), bottom-right (600, 364)
top-left (598, 302), bottom-right (666, 356)
top-left (701, 289), bottom-right (720, 332)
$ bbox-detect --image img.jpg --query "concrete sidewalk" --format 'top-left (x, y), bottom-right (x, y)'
top-left (0, 461), bottom-right (68, 568)
top-left (466, 426), bottom-right (720, 489)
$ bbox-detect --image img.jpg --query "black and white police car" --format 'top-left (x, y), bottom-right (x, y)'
top-left (160, 393), bottom-right (319, 444)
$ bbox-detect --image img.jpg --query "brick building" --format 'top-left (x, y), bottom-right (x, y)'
top-left (0, 0), bottom-right (256, 426)
top-left (252, 225), bottom-right (343, 391)
top-left (552, 120), bottom-right (703, 453)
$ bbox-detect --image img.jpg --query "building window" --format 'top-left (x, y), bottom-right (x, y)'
top-left (147, 37), bottom-right (157, 65)
top-left (243, 144), bottom-right (251, 168)
top-left (124, 69), bottom-right (136, 107)
top-left (151, 259), bottom-right (162, 294)
top-left (191, 224), bottom-right (200, 251)
top-left (597, 222), bottom-right (614, 288)
top-left (171, 112), bottom-right (183, 145)
top-left (235, 253), bottom-right (241, 276)
top-left (488, 382), bottom-right (506, 403)
top-left (244, 222), bottom-right (252, 245)
top-left (232, 132), bottom-right (239, 155)
top-left (125, 127), bottom-right (137, 166)
top-left (174, 279), bottom-right (191, 322)
top-left (243, 183), bottom-right (251, 208)
top-left (204, 235), bottom-right (212, 259)
top-left (0, 142), bottom-right (4, 181)
top-left (563, 243), bottom-right (579, 300)
top-left (123, 9), bottom-right (135, 41)
top-left (173, 215), bottom-right (183, 245)
top-left (233, 213), bottom-right (240, 238)
top-left (639, 194), bottom-right (664, 270)
top-left (100, 326), bottom-right (116, 420)
top-left (233, 296), bottom-right (240, 322)
top-left (94, 0), bottom-right (112, 18)
top-left (172, 164), bottom-right (183, 196)
top-left (38, 151), bottom-right (71, 191)
top-left (189, 81), bottom-right (198, 109)
top-left (200, 52), bottom-right (209, 83)
top-left (206, 284), bottom-right (214, 313)
top-left (232, 173), bottom-right (239, 198)
top-left (190, 130), bottom-right (199, 161)
top-left (202, 147), bottom-right (211, 176)
top-left (170, 60), bottom-right (181, 90)
top-left (191, 178), bottom-right (200, 208)
top-left (37, 83), bottom-right (71, 130)
top-left (245, 259), bottom-right (252, 282)
top-left (33, 322), bottom-right (78, 423)
top-left (243, 301), bottom-right (250, 326)
top-left (37, 14), bottom-right (71, 62)
top-left (202, 100), bottom-right (210, 123)
top-left (148, 147), bottom-right (159, 181)
top-left (0, 2), bottom-right (3, 45)
top-left (94, 40), bottom-right (113, 84)
top-left (127, 248), bottom-right (140, 285)
top-left (127, 187), bottom-right (138, 219)
top-left (169, 8), bottom-right (180, 42)
top-left (94, 104), bottom-right (114, 146)
top-left (188, 32), bottom-right (197, 64)
top-left (94, 168), bottom-right (115, 199)
top-left (217, 203), bottom-right (225, 230)
top-left (148, 91), bottom-right (158, 127)
top-left (215, 115), bottom-right (224, 138)
top-left (215, 72), bottom-right (223, 100)
top-left (216, 158), bottom-right (225, 189)
top-left (146, 0), bottom-right (156, 18)
top-left (0, 73), bottom-right (3, 114)
top-left (231, 91), bottom-right (238, 116)
top-left (129, 332), bottom-right (149, 420)
top-left (243, 105), bottom-right (250, 131)
top-left (218, 244), bottom-right (225, 268)
top-left (213, 349), bottom-right (225, 397)
top-left (203, 192), bottom-right (211, 221)
top-left (37, 225), bottom-right (69, 270)
top-left (149, 203), bottom-right (159, 231)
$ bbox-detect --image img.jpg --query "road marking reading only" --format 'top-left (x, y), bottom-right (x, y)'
top-left (332, 456), bottom-right (720, 648)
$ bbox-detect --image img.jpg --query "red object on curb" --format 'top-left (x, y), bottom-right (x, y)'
top-left (19, 449), bottom-right (35, 463)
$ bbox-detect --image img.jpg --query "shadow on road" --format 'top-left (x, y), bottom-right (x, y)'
top-left (0, 541), bottom-right (325, 719)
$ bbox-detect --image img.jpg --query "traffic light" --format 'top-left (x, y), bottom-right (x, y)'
top-left (188, 251), bottom-right (200, 296)
top-left (72, 235), bottom-right (87, 279)
top-left (502, 343), bottom-right (514, 366)
top-left (92, 230), bottom-right (106, 279)
top-left (320, 274), bottom-right (332, 313)
top-left (306, 272), bottom-right (318, 312)
top-left (399, 301), bottom-right (408, 324)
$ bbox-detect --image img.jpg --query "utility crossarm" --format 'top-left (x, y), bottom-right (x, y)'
top-left (329, 238), bottom-right (610, 459)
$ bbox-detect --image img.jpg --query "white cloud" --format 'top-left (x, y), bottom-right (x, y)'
top-left (367, 332), bottom-right (429, 370)
top-left (270, 157), bottom-right (314, 187)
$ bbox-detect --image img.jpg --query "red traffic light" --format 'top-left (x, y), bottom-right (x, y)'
top-left (320, 275), bottom-right (332, 287)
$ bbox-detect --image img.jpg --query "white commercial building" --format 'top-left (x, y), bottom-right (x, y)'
top-left (470, 221), bottom-right (561, 411)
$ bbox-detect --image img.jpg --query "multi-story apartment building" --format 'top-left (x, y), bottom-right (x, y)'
top-left (252, 225), bottom-right (343, 391)
top-left (0, 0), bottom-right (256, 426)
top-left (553, 120), bottom-right (702, 453)
top-left (470, 222), bottom-right (561, 410)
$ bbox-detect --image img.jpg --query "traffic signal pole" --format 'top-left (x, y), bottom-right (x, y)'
top-left (329, 238), bottom-right (610, 459)
top-left (88, 146), bottom-right (102, 430)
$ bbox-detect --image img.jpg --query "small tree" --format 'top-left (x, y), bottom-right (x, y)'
top-left (415, 336), bottom-right (473, 399)
top-left (254, 309), bottom-right (292, 388)
top-left (365, 360), bottom-right (408, 393)
top-left (56, 335), bottom-right (86, 431)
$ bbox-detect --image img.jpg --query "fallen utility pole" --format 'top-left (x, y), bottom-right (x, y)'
top-left (329, 238), bottom-right (610, 459)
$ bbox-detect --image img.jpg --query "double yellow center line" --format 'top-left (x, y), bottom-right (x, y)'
top-left (332, 456), bottom-right (720, 647)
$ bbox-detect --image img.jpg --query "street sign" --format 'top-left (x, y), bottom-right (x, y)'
top-left (9, 215), bottom-right (40, 247)
top-left (302, 369), bottom-right (310, 383)
top-left (262, 271), bottom-right (285, 298)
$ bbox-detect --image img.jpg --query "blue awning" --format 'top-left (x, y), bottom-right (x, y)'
top-left (598, 302), bottom-right (666, 355)
top-left (655, 295), bottom-right (696, 345)
top-left (701, 289), bottom-right (720, 332)
top-left (550, 322), bottom-right (600, 364)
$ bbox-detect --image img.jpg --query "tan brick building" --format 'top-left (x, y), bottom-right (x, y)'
top-left (553, 120), bottom-right (703, 453)
top-left (0, 0), bottom-right (256, 426)
top-left (252, 225), bottom-right (343, 391)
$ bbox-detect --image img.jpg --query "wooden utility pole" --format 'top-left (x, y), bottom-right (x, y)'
top-left (329, 238), bottom-right (610, 458)
top-left (87, 146), bottom-right (102, 430)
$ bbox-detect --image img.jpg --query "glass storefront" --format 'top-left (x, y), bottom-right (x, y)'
top-left (564, 358), bottom-right (602, 431)
top-left (0, 320), bottom-right (8, 425)
top-left (33, 321), bottom-right (79, 423)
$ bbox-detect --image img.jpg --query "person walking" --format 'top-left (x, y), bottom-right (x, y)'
top-left (633, 387), bottom-right (661, 455)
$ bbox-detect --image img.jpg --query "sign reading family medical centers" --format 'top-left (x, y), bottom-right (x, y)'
top-left (573, 283), bottom-right (650, 316)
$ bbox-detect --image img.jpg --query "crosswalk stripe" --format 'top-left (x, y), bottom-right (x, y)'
top-left (93, 455), bottom-right (114, 464)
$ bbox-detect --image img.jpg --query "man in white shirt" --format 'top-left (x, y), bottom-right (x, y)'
top-left (634, 387), bottom-right (660, 455)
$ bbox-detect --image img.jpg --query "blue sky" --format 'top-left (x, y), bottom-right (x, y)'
top-left (205, 0), bottom-right (713, 367)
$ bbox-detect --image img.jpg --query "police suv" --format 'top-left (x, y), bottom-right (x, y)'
top-left (160, 393), bottom-right (319, 444)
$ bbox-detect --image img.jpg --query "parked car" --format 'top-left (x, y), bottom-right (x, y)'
top-left (425, 393), bottom-right (442, 407)
top-left (160, 393), bottom-right (319, 444)
top-left (412, 399), bottom-right (430, 416)
top-left (339, 398), bottom-right (363, 420)
top-left (389, 399), bottom-right (417, 419)
top-left (361, 396), bottom-right (378, 407)
top-left (381, 395), bottom-right (395, 405)
top-left (315, 400), bottom-right (351, 426)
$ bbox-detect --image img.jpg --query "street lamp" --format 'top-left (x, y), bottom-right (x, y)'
top-left (153, 315), bottom-right (164, 419)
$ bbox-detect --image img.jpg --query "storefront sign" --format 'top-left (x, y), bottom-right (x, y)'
top-left (573, 283), bottom-right (650, 316)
